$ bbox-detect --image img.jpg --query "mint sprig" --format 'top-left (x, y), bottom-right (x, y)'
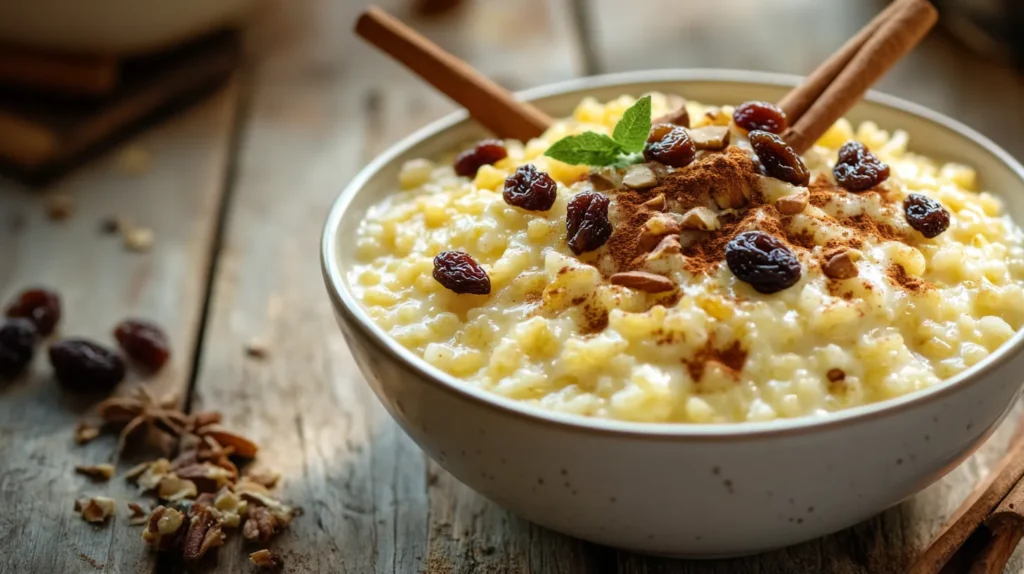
top-left (544, 95), bottom-right (652, 167)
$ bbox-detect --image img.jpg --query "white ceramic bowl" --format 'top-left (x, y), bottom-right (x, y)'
top-left (321, 70), bottom-right (1024, 557)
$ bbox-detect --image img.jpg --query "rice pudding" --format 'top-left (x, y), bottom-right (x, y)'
top-left (348, 93), bottom-right (1024, 423)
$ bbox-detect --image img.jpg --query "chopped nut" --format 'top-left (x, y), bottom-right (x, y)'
top-left (75, 422), bottom-right (100, 445)
top-left (827, 368), bottom-right (846, 382)
top-left (822, 251), bottom-right (860, 280)
top-left (158, 475), bottom-right (198, 501)
top-left (639, 213), bottom-right (683, 250)
top-left (197, 425), bottom-right (258, 458)
top-left (588, 168), bottom-right (622, 191)
top-left (242, 506), bottom-right (282, 544)
top-left (124, 227), bottom-right (154, 252)
top-left (132, 458), bottom-right (174, 492)
top-left (622, 164), bottom-right (658, 190)
top-left (647, 235), bottom-right (682, 261)
top-left (679, 207), bottom-right (720, 231)
top-left (609, 271), bottom-right (675, 293)
top-left (175, 462), bottom-right (235, 492)
top-left (75, 463), bottom-right (115, 481)
top-left (45, 194), bottom-right (74, 221)
top-left (128, 502), bottom-right (149, 525)
top-left (244, 339), bottom-right (270, 359)
top-left (689, 126), bottom-right (730, 151)
top-left (245, 468), bottom-right (281, 489)
top-left (653, 105), bottom-right (690, 128)
top-left (142, 506), bottom-right (187, 551)
top-left (250, 549), bottom-right (284, 570)
top-left (710, 178), bottom-right (751, 209)
top-left (182, 506), bottom-right (225, 564)
top-left (214, 488), bottom-right (247, 528)
top-left (776, 189), bottom-right (810, 215)
top-left (641, 193), bottom-right (666, 211)
top-left (76, 496), bottom-right (116, 523)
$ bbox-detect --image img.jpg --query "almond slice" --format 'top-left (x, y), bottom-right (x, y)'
top-left (623, 164), bottom-right (658, 190)
top-left (610, 271), bottom-right (675, 293)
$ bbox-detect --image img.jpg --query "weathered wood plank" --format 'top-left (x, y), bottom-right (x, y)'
top-left (189, 0), bottom-right (587, 572)
top-left (0, 81), bottom-right (240, 573)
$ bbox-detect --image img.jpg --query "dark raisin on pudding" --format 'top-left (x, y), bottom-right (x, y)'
top-left (725, 231), bottom-right (802, 294)
top-left (453, 139), bottom-right (508, 178)
top-left (833, 141), bottom-right (890, 191)
top-left (566, 191), bottom-right (612, 255)
top-left (904, 193), bottom-right (950, 238)
top-left (503, 164), bottom-right (557, 211)
top-left (732, 101), bottom-right (788, 134)
top-left (114, 319), bottom-right (171, 371)
top-left (5, 287), bottom-right (61, 336)
top-left (0, 319), bottom-right (38, 378)
top-left (643, 124), bottom-right (696, 168)
top-left (49, 338), bottom-right (126, 392)
top-left (749, 130), bottom-right (810, 186)
top-left (433, 251), bottom-right (491, 295)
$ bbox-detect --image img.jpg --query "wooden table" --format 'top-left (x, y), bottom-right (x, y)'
top-left (2, 0), bottom-right (1023, 572)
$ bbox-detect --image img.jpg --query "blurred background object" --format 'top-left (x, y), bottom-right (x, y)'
top-left (933, 0), bottom-right (1024, 68)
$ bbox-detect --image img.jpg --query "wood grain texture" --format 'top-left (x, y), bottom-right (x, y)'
top-left (0, 82), bottom-right (240, 572)
top-left (188, 0), bottom-right (585, 572)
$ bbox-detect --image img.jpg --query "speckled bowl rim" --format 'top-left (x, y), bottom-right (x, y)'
top-left (321, 69), bottom-right (1024, 440)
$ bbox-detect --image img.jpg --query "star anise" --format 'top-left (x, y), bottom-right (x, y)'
top-left (96, 387), bottom-right (189, 457)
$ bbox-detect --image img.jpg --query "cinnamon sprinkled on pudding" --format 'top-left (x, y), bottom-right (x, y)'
top-left (351, 93), bottom-right (1024, 423)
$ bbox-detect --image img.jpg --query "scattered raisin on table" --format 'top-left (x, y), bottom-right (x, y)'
top-left (433, 251), bottom-right (491, 295)
top-left (0, 319), bottom-right (38, 378)
top-left (643, 124), bottom-right (696, 168)
top-left (503, 164), bottom-right (557, 211)
top-left (453, 139), bottom-right (508, 178)
top-left (725, 231), bottom-right (802, 294)
top-left (749, 130), bottom-right (810, 186)
top-left (733, 101), bottom-right (788, 134)
top-left (904, 193), bottom-right (950, 238)
top-left (5, 287), bottom-right (61, 336)
top-left (49, 339), bottom-right (126, 392)
top-left (566, 191), bottom-right (612, 255)
top-left (833, 141), bottom-right (890, 191)
top-left (114, 319), bottom-right (171, 371)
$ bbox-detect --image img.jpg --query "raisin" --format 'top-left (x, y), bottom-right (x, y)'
top-left (5, 287), bottom-right (61, 336)
top-left (49, 338), bottom-right (126, 392)
top-left (453, 139), bottom-right (507, 178)
top-left (733, 101), bottom-right (788, 134)
top-left (904, 193), bottom-right (950, 238)
top-left (749, 130), bottom-right (810, 186)
top-left (725, 231), bottom-right (802, 294)
top-left (833, 141), bottom-right (890, 191)
top-left (503, 164), bottom-right (557, 211)
top-left (643, 124), bottom-right (696, 168)
top-left (0, 319), bottom-right (38, 378)
top-left (433, 251), bottom-right (491, 295)
top-left (114, 319), bottom-right (171, 371)
top-left (566, 191), bottom-right (612, 255)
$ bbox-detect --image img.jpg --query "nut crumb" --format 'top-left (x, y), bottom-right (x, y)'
top-left (142, 506), bottom-right (186, 550)
top-left (128, 502), bottom-right (149, 525)
top-left (75, 464), bottom-right (115, 481)
top-left (75, 422), bottom-right (100, 445)
top-left (124, 227), bottom-right (154, 252)
top-left (245, 339), bottom-right (270, 359)
top-left (245, 468), bottom-right (281, 489)
top-left (250, 549), bottom-right (283, 570)
top-left (75, 496), bottom-right (116, 523)
top-left (45, 194), bottom-right (75, 221)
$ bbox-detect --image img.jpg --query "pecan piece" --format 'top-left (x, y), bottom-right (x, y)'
top-left (128, 502), bottom-right (150, 526)
top-left (75, 463), bottom-right (115, 481)
top-left (639, 213), bottom-right (682, 250)
top-left (157, 475), bottom-right (198, 501)
top-left (245, 468), bottom-right (282, 489)
top-left (242, 506), bottom-right (280, 544)
top-left (182, 506), bottom-right (225, 565)
top-left (142, 506), bottom-right (187, 551)
top-left (75, 421), bottom-right (100, 445)
top-left (250, 549), bottom-right (284, 570)
top-left (609, 271), bottom-right (675, 293)
top-left (197, 425), bottom-right (258, 458)
top-left (776, 189), bottom-right (810, 215)
top-left (75, 496), bottom-right (116, 523)
top-left (175, 462), bottom-right (235, 493)
top-left (679, 207), bottom-right (720, 231)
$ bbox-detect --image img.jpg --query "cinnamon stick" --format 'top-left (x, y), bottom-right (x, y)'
top-left (909, 437), bottom-right (1024, 574)
top-left (967, 480), bottom-right (1024, 574)
top-left (355, 6), bottom-right (553, 141)
top-left (782, 0), bottom-right (938, 154)
top-left (776, 0), bottom-right (906, 122)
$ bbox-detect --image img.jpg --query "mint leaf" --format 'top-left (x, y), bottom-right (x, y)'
top-left (544, 132), bottom-right (623, 166)
top-left (611, 95), bottom-right (652, 153)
